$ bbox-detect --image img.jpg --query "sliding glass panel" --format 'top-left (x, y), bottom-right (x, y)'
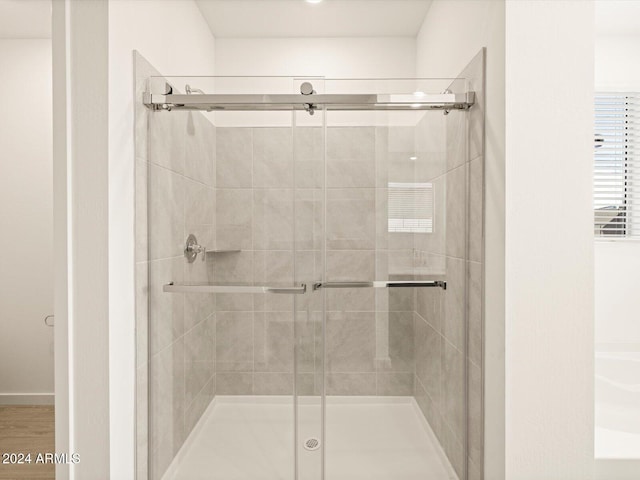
top-left (291, 88), bottom-right (326, 480)
top-left (321, 78), bottom-right (468, 480)
top-left (141, 73), bottom-right (477, 480)
top-left (146, 78), bottom-right (301, 480)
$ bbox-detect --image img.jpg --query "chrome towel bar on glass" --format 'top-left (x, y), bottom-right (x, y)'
top-left (312, 280), bottom-right (446, 290)
top-left (163, 280), bottom-right (446, 295)
top-left (163, 283), bottom-right (307, 295)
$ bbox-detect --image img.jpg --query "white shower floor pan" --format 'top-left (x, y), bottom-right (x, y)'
top-left (162, 396), bottom-right (457, 480)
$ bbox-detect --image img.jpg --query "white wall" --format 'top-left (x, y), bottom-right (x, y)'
top-left (108, 1), bottom-right (217, 477)
top-left (505, 2), bottom-right (594, 479)
top-left (51, 2), bottom-right (69, 477)
top-left (594, 33), bottom-right (640, 349)
top-left (419, 2), bottom-right (595, 478)
top-left (61, 1), bottom-right (111, 476)
top-left (595, 242), bottom-right (640, 346)
top-left (595, 35), bottom-right (640, 90)
top-left (0, 39), bottom-right (54, 402)
top-left (416, 1), bottom-right (506, 478)
top-left (215, 37), bottom-right (415, 77)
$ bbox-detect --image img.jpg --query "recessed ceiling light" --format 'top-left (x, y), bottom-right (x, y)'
top-left (306, 0), bottom-right (323, 3)
top-left (409, 156), bottom-right (418, 161)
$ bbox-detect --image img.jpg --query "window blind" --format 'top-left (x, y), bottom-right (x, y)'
top-left (594, 93), bottom-right (640, 237)
top-left (388, 182), bottom-right (434, 233)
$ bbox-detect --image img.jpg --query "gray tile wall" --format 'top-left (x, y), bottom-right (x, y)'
top-left (213, 125), bottom-right (318, 395)
top-left (214, 125), bottom-right (419, 397)
top-left (135, 53), bottom-right (217, 480)
top-left (147, 109), bottom-right (217, 480)
top-left (134, 53), bottom-right (153, 480)
top-left (412, 104), bottom-right (468, 479)
top-left (326, 125), bottom-right (417, 396)
top-left (463, 50), bottom-right (485, 480)
top-left (412, 50), bottom-right (485, 480)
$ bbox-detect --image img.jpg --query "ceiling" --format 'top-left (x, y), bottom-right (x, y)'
top-left (0, 0), bottom-right (431, 40)
top-left (195, 0), bottom-right (433, 38)
top-left (3, 1), bottom-right (638, 42)
top-left (0, 0), bottom-right (51, 39)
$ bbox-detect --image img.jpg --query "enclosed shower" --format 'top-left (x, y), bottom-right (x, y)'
top-left (134, 51), bottom-right (485, 480)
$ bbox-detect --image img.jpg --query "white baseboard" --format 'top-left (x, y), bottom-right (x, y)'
top-left (0, 394), bottom-right (55, 405)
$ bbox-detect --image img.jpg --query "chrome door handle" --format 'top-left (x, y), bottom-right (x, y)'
top-left (313, 282), bottom-right (373, 289)
top-left (264, 285), bottom-right (307, 295)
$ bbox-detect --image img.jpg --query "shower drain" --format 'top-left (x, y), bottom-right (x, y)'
top-left (304, 437), bottom-right (320, 451)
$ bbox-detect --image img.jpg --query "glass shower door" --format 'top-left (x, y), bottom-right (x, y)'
top-left (142, 74), bottom-right (476, 480)
top-left (318, 79), bottom-right (469, 480)
top-left (292, 89), bottom-right (326, 480)
top-left (145, 77), bottom-right (316, 480)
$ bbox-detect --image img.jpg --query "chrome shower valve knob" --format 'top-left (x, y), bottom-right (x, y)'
top-left (184, 234), bottom-right (206, 263)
